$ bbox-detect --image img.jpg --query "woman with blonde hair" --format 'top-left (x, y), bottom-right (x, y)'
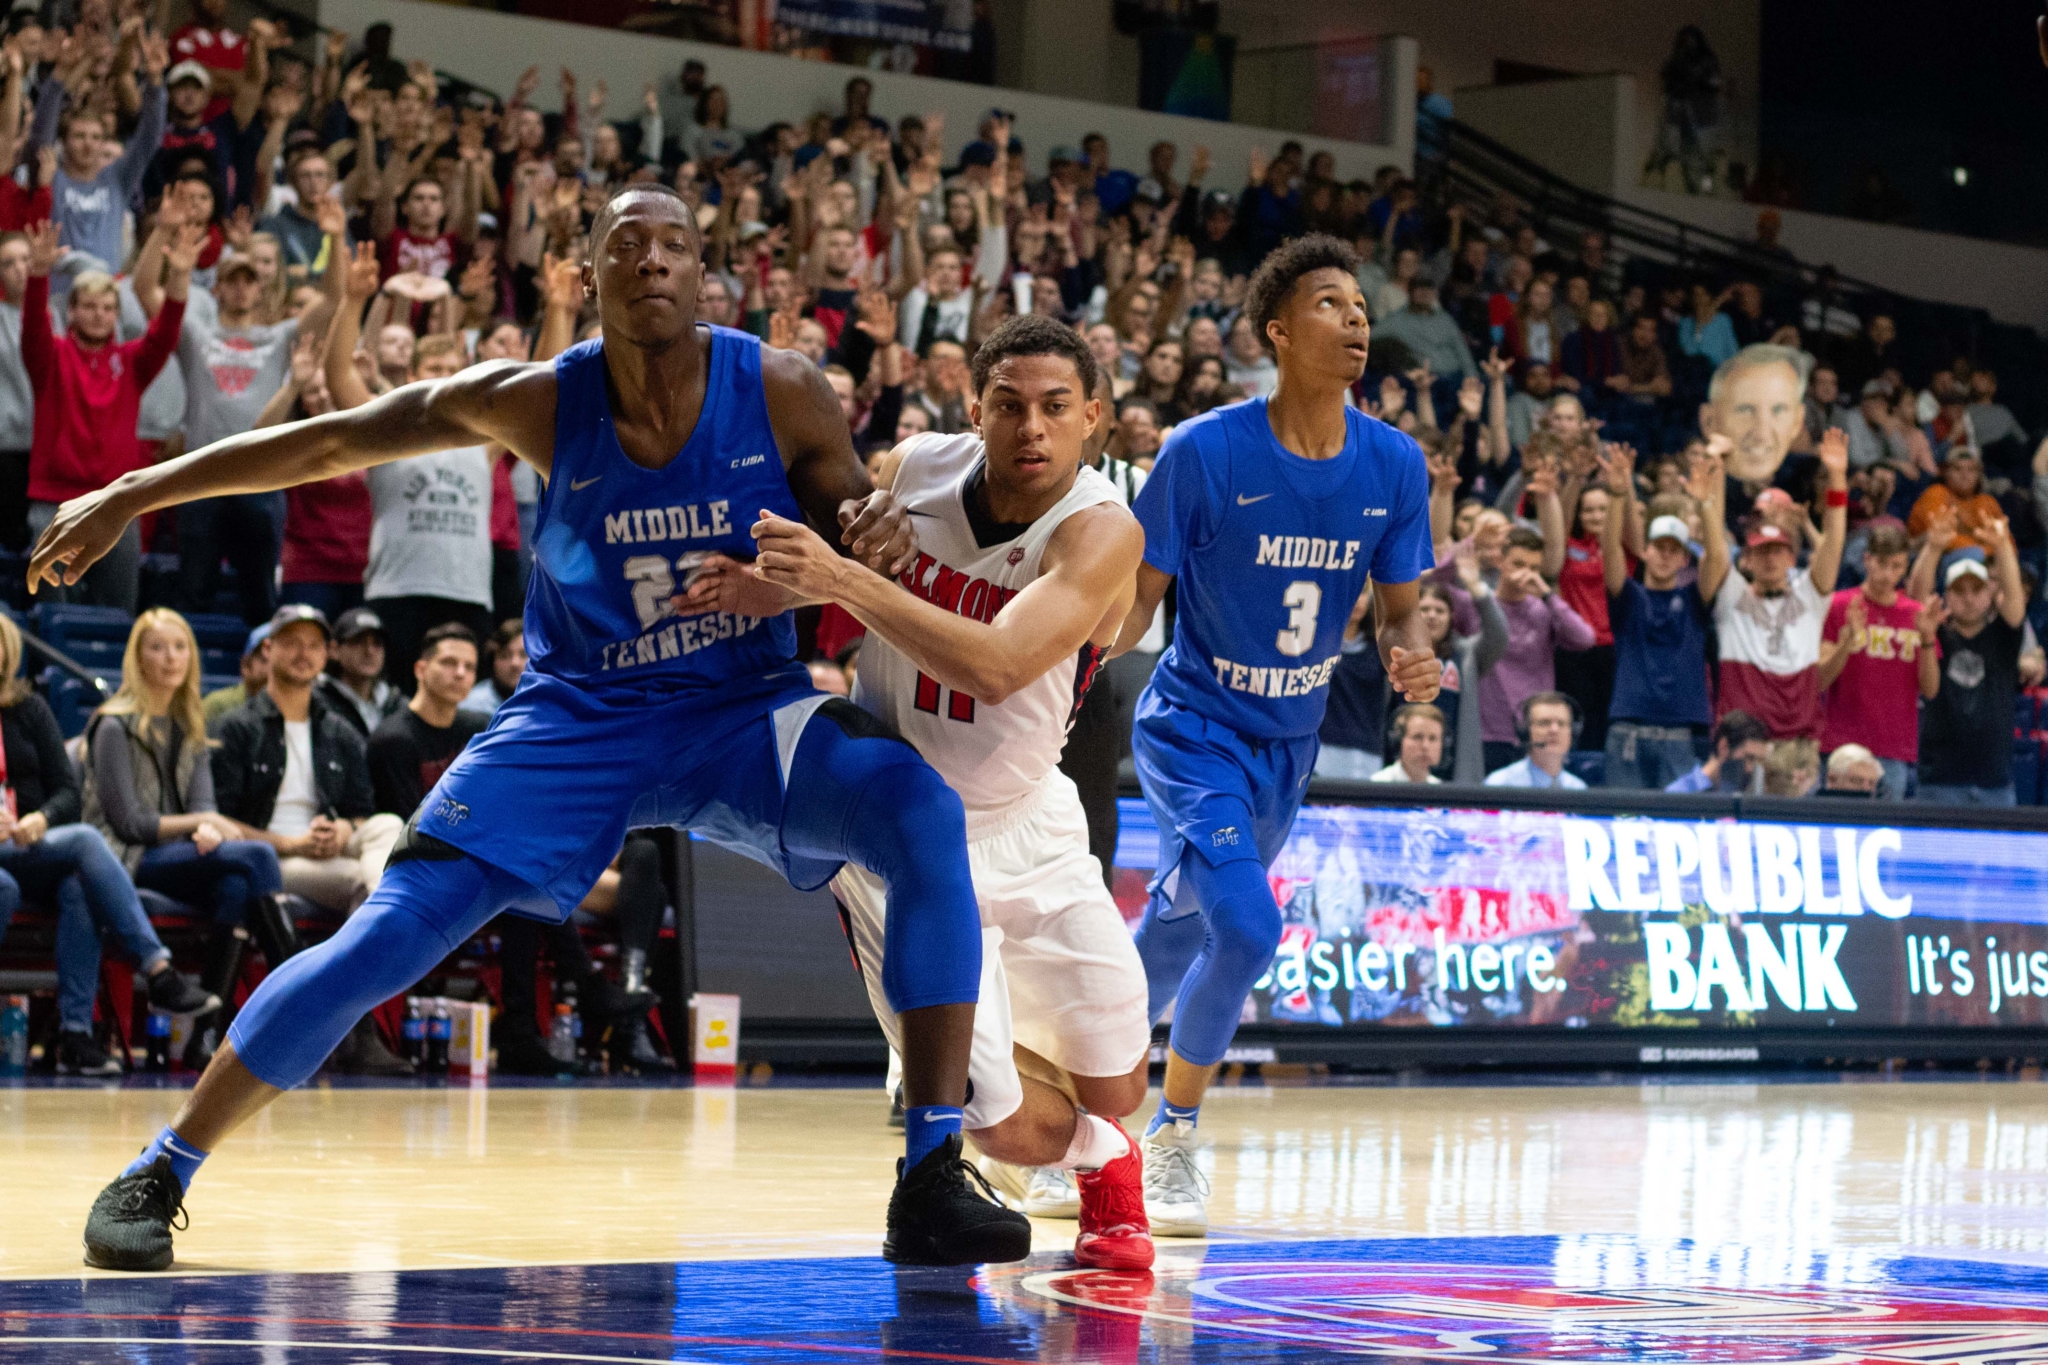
top-left (82, 609), bottom-right (288, 1068)
top-left (0, 613), bottom-right (215, 1073)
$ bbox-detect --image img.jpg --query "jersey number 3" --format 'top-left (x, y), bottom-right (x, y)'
top-left (1275, 580), bottom-right (1322, 657)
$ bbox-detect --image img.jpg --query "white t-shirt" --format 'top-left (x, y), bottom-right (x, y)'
top-left (1370, 764), bottom-right (1442, 784)
top-left (270, 719), bottom-right (318, 837)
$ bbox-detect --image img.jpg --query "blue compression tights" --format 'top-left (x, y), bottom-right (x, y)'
top-left (227, 714), bottom-right (982, 1092)
top-left (1133, 850), bottom-right (1281, 1069)
top-left (781, 709), bottom-right (981, 1015)
top-left (228, 853), bottom-right (544, 1089)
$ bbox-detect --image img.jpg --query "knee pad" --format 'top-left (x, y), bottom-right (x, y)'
top-left (1185, 855), bottom-right (1282, 965)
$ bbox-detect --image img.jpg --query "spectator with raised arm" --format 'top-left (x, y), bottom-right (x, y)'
top-left (1602, 441), bottom-right (1722, 789)
top-left (22, 219), bottom-right (194, 610)
top-left (1477, 526), bottom-right (1595, 776)
top-left (27, 29), bottom-right (168, 270)
top-left (1916, 517), bottom-right (2029, 806)
top-left (1706, 428), bottom-right (1851, 747)
top-left (1816, 525), bottom-right (1941, 800)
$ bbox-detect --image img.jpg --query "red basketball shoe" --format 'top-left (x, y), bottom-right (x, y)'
top-left (1073, 1118), bottom-right (1154, 1270)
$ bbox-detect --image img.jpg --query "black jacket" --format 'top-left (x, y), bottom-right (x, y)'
top-left (211, 689), bottom-right (375, 831)
top-left (1, 694), bottom-right (79, 826)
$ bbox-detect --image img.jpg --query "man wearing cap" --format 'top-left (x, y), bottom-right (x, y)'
top-left (203, 622), bottom-right (270, 727)
top-left (150, 18), bottom-right (287, 207)
top-left (1908, 444), bottom-right (2005, 555)
top-left (1917, 532), bottom-right (2028, 805)
top-left (211, 605), bottom-right (405, 915)
top-left (315, 607), bottom-right (405, 740)
top-left (157, 204), bottom-right (337, 625)
top-left (24, 33), bottom-right (166, 270)
top-left (1600, 443), bottom-right (1722, 789)
top-left (1704, 427), bottom-right (1850, 745)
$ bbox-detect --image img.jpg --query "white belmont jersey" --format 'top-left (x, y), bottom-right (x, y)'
top-left (853, 432), bottom-right (1122, 814)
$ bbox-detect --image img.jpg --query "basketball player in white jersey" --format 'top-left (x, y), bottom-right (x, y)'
top-left (688, 315), bottom-right (1153, 1269)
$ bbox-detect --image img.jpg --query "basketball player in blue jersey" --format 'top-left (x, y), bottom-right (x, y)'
top-left (1111, 235), bottom-right (1442, 1235)
top-left (35, 184), bottom-right (1029, 1270)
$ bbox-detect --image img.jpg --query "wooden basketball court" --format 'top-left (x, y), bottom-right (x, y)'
top-left (4, 1070), bottom-right (2047, 1361)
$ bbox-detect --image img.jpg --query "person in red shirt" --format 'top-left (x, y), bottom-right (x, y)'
top-left (1553, 477), bottom-right (1634, 752)
top-left (1818, 524), bottom-right (1942, 799)
top-left (167, 0), bottom-right (247, 124)
top-left (21, 220), bottom-right (195, 610)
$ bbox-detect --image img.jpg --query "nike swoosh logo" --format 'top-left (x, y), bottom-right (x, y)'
top-left (905, 509), bottom-right (940, 518)
top-left (569, 475), bottom-right (603, 491)
top-left (1236, 493), bottom-right (1273, 506)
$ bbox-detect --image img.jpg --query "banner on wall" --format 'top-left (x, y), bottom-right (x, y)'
top-left (771, 0), bottom-right (975, 53)
top-left (1110, 799), bottom-right (2048, 1031)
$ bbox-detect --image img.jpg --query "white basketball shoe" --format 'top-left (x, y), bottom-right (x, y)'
top-left (1139, 1119), bottom-right (1210, 1237)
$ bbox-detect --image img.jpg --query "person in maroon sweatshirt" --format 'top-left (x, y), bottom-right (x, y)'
top-left (21, 219), bottom-right (198, 610)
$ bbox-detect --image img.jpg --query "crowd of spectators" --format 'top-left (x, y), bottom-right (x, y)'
top-left (0, 4), bottom-right (2043, 1067)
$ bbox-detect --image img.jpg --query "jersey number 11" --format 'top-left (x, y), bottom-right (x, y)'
top-left (915, 672), bottom-right (976, 723)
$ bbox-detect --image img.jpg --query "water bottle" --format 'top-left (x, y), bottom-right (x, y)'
top-left (0, 995), bottom-right (27, 1077)
top-left (425, 1000), bottom-right (452, 1073)
top-left (144, 1011), bottom-right (172, 1073)
top-left (401, 998), bottom-right (426, 1067)
top-left (547, 1003), bottom-right (577, 1064)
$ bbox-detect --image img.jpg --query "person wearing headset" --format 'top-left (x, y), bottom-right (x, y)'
top-left (1484, 691), bottom-right (1587, 790)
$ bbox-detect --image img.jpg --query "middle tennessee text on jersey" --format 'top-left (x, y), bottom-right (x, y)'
top-left (524, 329), bottom-right (812, 700)
top-left (1132, 397), bottom-right (1433, 740)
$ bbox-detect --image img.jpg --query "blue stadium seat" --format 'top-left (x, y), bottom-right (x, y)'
top-left (186, 612), bottom-right (248, 680)
top-left (2013, 741), bottom-right (2042, 807)
top-left (41, 665), bottom-right (117, 738)
top-left (33, 603), bottom-right (135, 674)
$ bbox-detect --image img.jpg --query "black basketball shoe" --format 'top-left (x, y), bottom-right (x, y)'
top-left (83, 1156), bottom-right (187, 1271)
top-left (884, 1134), bottom-right (1033, 1266)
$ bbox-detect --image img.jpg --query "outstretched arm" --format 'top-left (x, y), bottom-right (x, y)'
top-left (751, 502), bottom-right (1143, 705)
top-left (30, 362), bottom-right (557, 594)
top-left (1806, 428), bottom-right (1851, 596)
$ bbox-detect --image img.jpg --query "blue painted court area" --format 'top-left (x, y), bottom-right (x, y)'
top-left (6, 1235), bottom-right (2048, 1363)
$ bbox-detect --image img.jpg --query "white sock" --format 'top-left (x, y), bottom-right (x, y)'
top-left (1056, 1113), bottom-right (1130, 1171)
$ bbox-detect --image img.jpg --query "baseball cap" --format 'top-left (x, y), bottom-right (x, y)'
top-left (333, 607), bottom-right (385, 643)
top-left (1943, 444), bottom-right (1983, 464)
top-left (1048, 144), bottom-right (1082, 166)
top-left (1860, 378), bottom-right (1891, 400)
top-left (1647, 515), bottom-right (1691, 546)
top-left (956, 141), bottom-right (997, 169)
top-left (1744, 522), bottom-right (1793, 551)
top-left (1131, 176), bottom-right (1169, 207)
top-left (1203, 188), bottom-right (1235, 214)
top-left (1945, 558), bottom-right (1990, 587)
top-left (166, 60), bottom-right (211, 90)
top-left (268, 603), bottom-right (332, 640)
top-left (791, 143), bottom-right (826, 170)
top-left (1753, 487), bottom-right (1795, 512)
top-left (736, 219), bottom-right (770, 242)
top-left (241, 622), bottom-right (272, 659)
top-left (215, 252), bottom-right (259, 280)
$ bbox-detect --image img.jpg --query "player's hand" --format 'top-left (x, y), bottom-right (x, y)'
top-left (27, 484), bottom-right (134, 594)
top-left (751, 511), bottom-right (853, 601)
top-left (835, 489), bottom-right (917, 577)
top-left (674, 551), bottom-right (800, 618)
top-left (1387, 645), bottom-right (1442, 704)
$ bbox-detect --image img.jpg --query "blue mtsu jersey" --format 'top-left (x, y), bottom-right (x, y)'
top-left (526, 329), bottom-right (810, 701)
top-left (1133, 397), bottom-right (1433, 740)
